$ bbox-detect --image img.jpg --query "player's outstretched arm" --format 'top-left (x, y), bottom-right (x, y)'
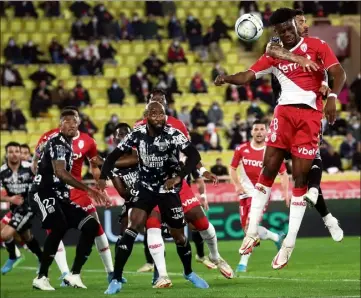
top-left (266, 42), bottom-right (319, 72)
top-left (214, 70), bottom-right (255, 86)
top-left (0, 194), bottom-right (23, 205)
top-left (114, 150), bottom-right (138, 168)
top-left (229, 166), bottom-right (246, 195)
top-left (99, 147), bottom-right (125, 190)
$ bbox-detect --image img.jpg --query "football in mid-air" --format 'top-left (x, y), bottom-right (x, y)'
top-left (235, 13), bottom-right (264, 42)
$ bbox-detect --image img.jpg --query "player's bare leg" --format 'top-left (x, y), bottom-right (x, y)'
top-left (272, 156), bottom-right (313, 269)
top-left (185, 207), bottom-right (233, 279)
top-left (240, 146), bottom-right (285, 255)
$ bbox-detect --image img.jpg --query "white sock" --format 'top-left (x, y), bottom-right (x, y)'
top-left (283, 195), bottom-right (307, 247)
top-left (257, 226), bottom-right (279, 242)
top-left (147, 228), bottom-right (167, 277)
top-left (239, 253), bottom-right (251, 266)
top-left (15, 245), bottom-right (21, 258)
top-left (95, 233), bottom-right (114, 273)
top-left (322, 213), bottom-right (332, 223)
top-left (247, 184), bottom-right (271, 236)
top-left (54, 241), bottom-right (70, 274)
top-left (199, 222), bottom-right (220, 260)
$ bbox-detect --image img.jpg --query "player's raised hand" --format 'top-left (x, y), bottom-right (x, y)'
top-left (199, 194), bottom-right (209, 211)
top-left (296, 56), bottom-right (319, 72)
top-left (10, 195), bottom-right (24, 206)
top-left (324, 95), bottom-right (337, 125)
top-left (88, 188), bottom-right (110, 206)
top-left (319, 84), bottom-right (331, 97)
top-left (203, 171), bottom-right (218, 186)
top-left (97, 179), bottom-right (107, 191)
top-left (164, 176), bottom-right (181, 191)
top-left (214, 74), bottom-right (226, 86)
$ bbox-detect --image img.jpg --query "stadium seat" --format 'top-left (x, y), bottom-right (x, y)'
top-left (23, 19), bottom-right (37, 33)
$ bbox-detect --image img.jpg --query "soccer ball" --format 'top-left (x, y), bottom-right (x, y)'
top-left (235, 13), bottom-right (264, 42)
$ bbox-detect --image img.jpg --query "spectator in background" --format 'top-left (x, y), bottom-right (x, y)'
top-left (190, 72), bottom-right (207, 94)
top-left (86, 16), bottom-right (101, 39)
top-left (143, 14), bottom-right (161, 40)
top-left (166, 70), bottom-right (182, 95)
top-left (256, 78), bottom-right (273, 106)
top-left (211, 158), bottom-right (228, 176)
top-left (49, 38), bottom-right (65, 64)
top-left (93, 3), bottom-right (114, 38)
top-left (107, 79), bottom-right (125, 105)
top-left (349, 114), bottom-right (360, 142)
top-left (0, 2), bottom-right (6, 17)
top-left (69, 52), bottom-right (88, 75)
top-left (98, 38), bottom-right (117, 63)
top-left (29, 65), bottom-right (56, 85)
top-left (203, 26), bottom-right (223, 62)
top-left (87, 55), bottom-right (104, 75)
top-left (328, 111), bottom-right (348, 136)
top-left (11, 1), bottom-right (38, 18)
top-left (30, 80), bottom-right (52, 118)
top-left (211, 62), bottom-right (227, 81)
top-left (1, 62), bottom-right (23, 87)
top-left (22, 40), bottom-right (46, 64)
top-left (204, 122), bottom-right (222, 151)
top-left (131, 13), bottom-right (145, 39)
top-left (5, 100), bottom-right (26, 131)
top-left (340, 132), bottom-right (357, 160)
top-left (185, 14), bottom-right (203, 51)
top-left (190, 127), bottom-right (205, 151)
top-left (207, 102), bottom-right (223, 127)
top-left (79, 113), bottom-right (98, 138)
top-left (225, 84), bottom-right (248, 102)
top-left (162, 0), bottom-right (176, 17)
top-left (51, 80), bottom-right (71, 108)
top-left (247, 100), bottom-right (264, 119)
top-left (352, 142), bottom-right (361, 171)
top-left (20, 144), bottom-right (32, 162)
top-left (69, 0), bottom-right (91, 18)
top-left (293, 1), bottom-right (304, 11)
top-left (167, 40), bottom-right (187, 64)
top-left (143, 50), bottom-right (166, 77)
top-left (104, 114), bottom-right (119, 139)
top-left (262, 3), bottom-right (273, 27)
top-left (83, 39), bottom-right (100, 61)
top-left (40, 1), bottom-right (61, 17)
top-left (321, 146), bottom-right (343, 174)
top-left (155, 73), bottom-right (168, 90)
top-left (4, 38), bottom-right (23, 64)
top-left (130, 66), bottom-right (152, 103)
top-left (116, 12), bottom-right (133, 40)
top-left (71, 18), bottom-right (87, 40)
top-left (178, 106), bottom-right (191, 128)
top-left (350, 73), bottom-right (361, 113)
top-left (191, 102), bottom-right (208, 128)
top-left (168, 15), bottom-right (185, 40)
top-left (0, 110), bottom-right (8, 131)
top-left (146, 1), bottom-right (163, 16)
top-left (338, 83), bottom-right (350, 111)
top-left (72, 78), bottom-right (91, 107)
top-left (166, 102), bottom-right (177, 118)
top-left (64, 39), bottom-right (80, 61)
top-left (212, 15), bottom-right (232, 40)
top-left (239, 1), bottom-right (259, 15)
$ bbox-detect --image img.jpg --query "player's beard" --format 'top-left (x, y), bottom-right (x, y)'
top-left (149, 122), bottom-right (165, 135)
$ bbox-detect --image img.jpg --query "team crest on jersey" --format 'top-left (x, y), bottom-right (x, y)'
top-left (300, 43), bottom-right (307, 53)
top-left (271, 132), bottom-right (277, 143)
top-left (158, 141), bottom-right (167, 152)
top-left (78, 140), bottom-right (84, 149)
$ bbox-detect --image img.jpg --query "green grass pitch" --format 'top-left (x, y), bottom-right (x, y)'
top-left (1, 237), bottom-right (360, 298)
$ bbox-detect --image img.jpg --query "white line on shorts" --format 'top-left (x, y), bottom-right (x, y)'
top-left (18, 266), bottom-right (360, 283)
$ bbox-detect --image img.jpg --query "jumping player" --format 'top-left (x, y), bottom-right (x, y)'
top-left (0, 142), bottom-right (43, 274)
top-left (215, 8), bottom-right (346, 269)
top-left (99, 102), bottom-right (209, 294)
top-left (265, 8), bottom-right (343, 242)
top-left (33, 107), bottom-right (115, 284)
top-left (230, 120), bottom-right (289, 272)
top-left (30, 110), bottom-right (109, 290)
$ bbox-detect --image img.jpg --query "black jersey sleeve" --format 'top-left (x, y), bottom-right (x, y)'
top-left (178, 143), bottom-right (201, 179)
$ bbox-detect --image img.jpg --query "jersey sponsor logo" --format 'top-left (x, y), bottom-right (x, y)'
top-left (78, 140), bottom-right (84, 149)
top-left (243, 158), bottom-right (263, 168)
top-left (244, 149), bottom-right (250, 153)
top-left (182, 197), bottom-right (198, 207)
top-left (255, 183), bottom-right (266, 194)
top-left (81, 203), bottom-right (95, 212)
top-left (292, 201), bottom-right (307, 207)
top-left (298, 147), bottom-right (317, 156)
top-left (277, 62), bottom-right (299, 73)
top-left (301, 43), bottom-right (307, 52)
top-left (148, 243), bottom-right (163, 249)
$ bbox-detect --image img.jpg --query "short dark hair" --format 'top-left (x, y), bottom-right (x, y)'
top-left (147, 88), bottom-right (167, 104)
top-left (5, 142), bottom-right (20, 152)
top-left (60, 109), bottom-right (77, 119)
top-left (20, 144), bottom-right (31, 151)
top-left (252, 119), bottom-right (267, 127)
top-left (294, 9), bottom-right (304, 16)
top-left (269, 8), bottom-right (297, 26)
top-left (113, 122), bottom-right (131, 135)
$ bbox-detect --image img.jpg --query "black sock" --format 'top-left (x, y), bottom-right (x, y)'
top-left (39, 230), bottom-right (65, 278)
top-left (176, 238), bottom-right (192, 276)
top-left (308, 158), bottom-right (322, 189)
top-left (192, 231), bottom-right (205, 258)
top-left (5, 239), bottom-right (17, 260)
top-left (72, 219), bottom-right (98, 274)
top-left (113, 228), bottom-right (138, 282)
top-left (26, 237), bottom-right (43, 262)
top-left (143, 232), bottom-right (154, 264)
top-left (314, 188), bottom-right (329, 218)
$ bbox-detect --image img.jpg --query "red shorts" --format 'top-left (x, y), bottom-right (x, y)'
top-left (70, 189), bottom-right (96, 214)
top-left (239, 197), bottom-right (269, 229)
top-left (266, 105), bottom-right (322, 160)
top-left (152, 180), bottom-right (201, 215)
top-left (1, 211), bottom-right (12, 225)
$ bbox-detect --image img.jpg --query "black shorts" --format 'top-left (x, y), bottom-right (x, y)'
top-left (29, 189), bottom-right (91, 230)
top-left (8, 205), bottom-right (34, 233)
top-left (135, 186), bottom-right (185, 229)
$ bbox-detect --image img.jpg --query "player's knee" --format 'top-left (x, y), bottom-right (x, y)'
top-left (19, 230), bottom-right (32, 242)
top-left (293, 174), bottom-right (309, 188)
top-left (81, 217), bottom-right (99, 239)
top-left (0, 226), bottom-right (13, 241)
top-left (171, 230), bottom-right (186, 246)
top-left (146, 216), bottom-right (162, 229)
